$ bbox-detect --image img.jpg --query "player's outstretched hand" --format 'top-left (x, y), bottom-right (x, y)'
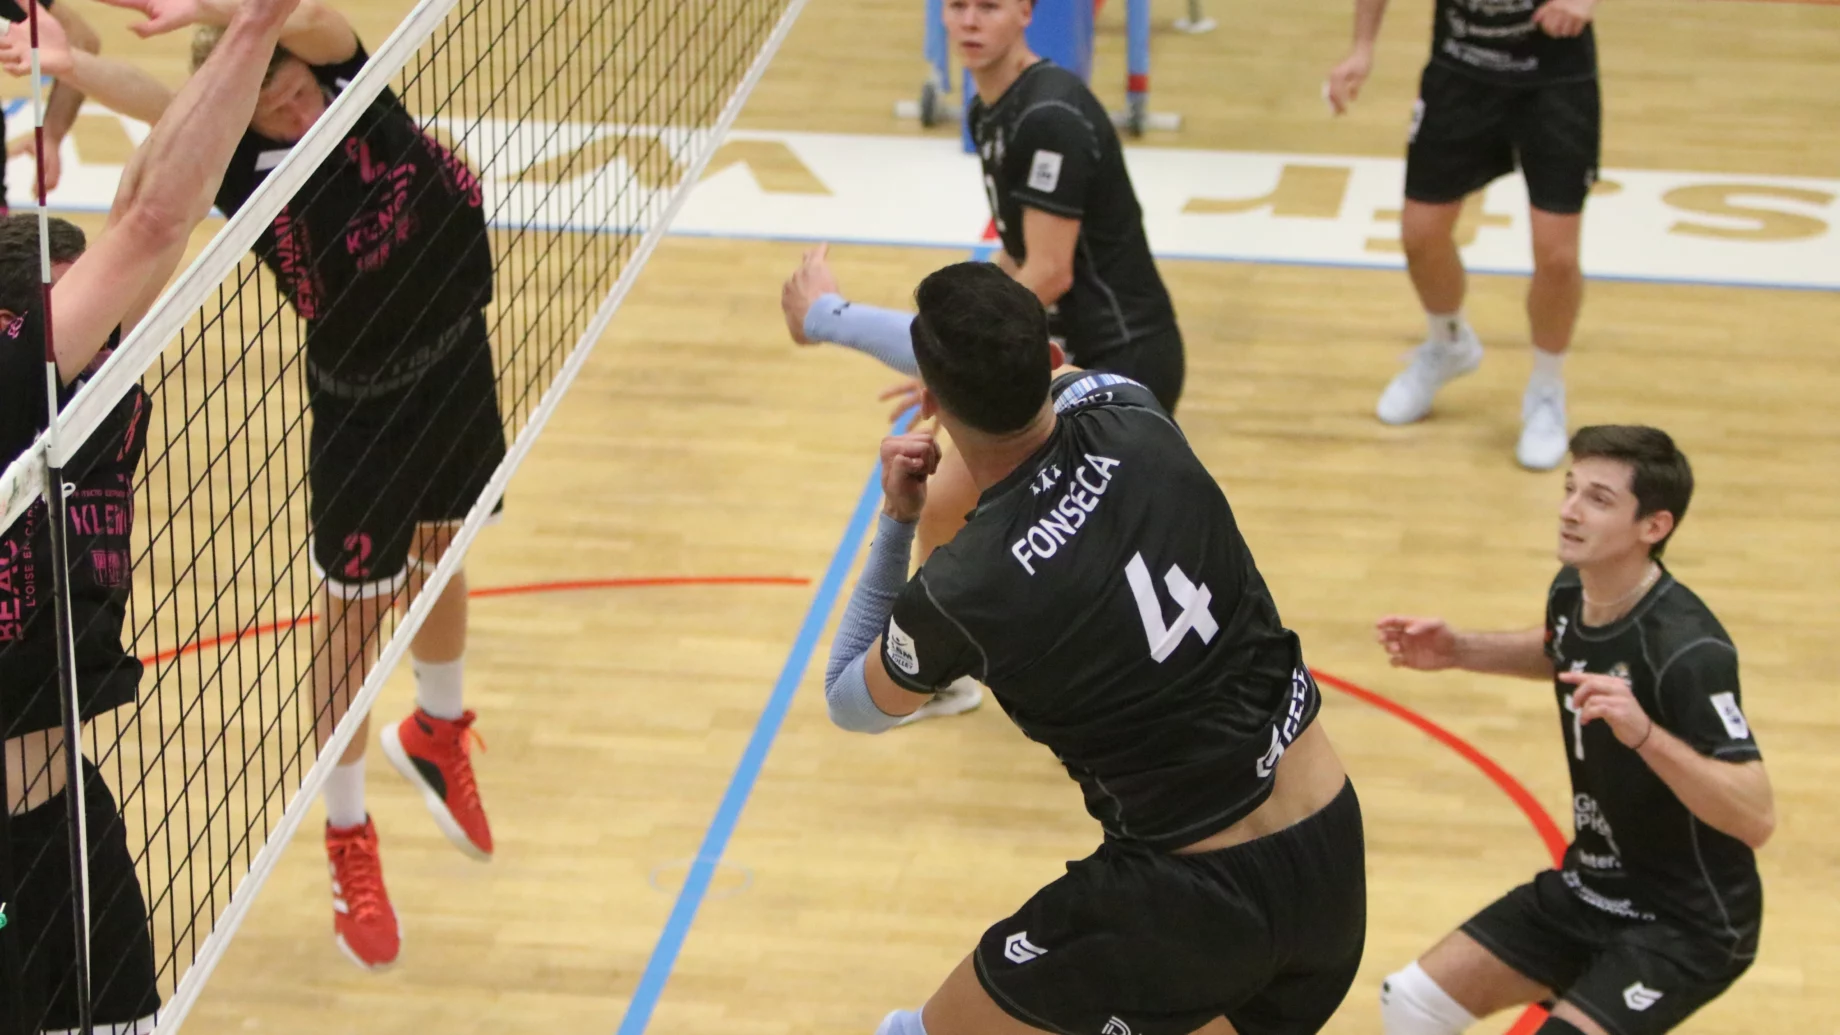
top-left (1375, 615), bottom-right (1459, 670)
top-left (1325, 47), bottom-right (1373, 116)
top-left (781, 242), bottom-right (840, 345)
top-left (1562, 671), bottom-right (1654, 749)
top-left (879, 428), bottom-right (939, 524)
top-left (1532, 0), bottom-right (1596, 39)
top-left (879, 378), bottom-right (923, 422)
top-left (0, 4), bottom-right (73, 78)
top-left (94, 0), bottom-right (209, 38)
top-left (8, 133), bottom-right (61, 191)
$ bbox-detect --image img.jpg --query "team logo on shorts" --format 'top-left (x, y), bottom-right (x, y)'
top-left (885, 617), bottom-right (921, 675)
top-left (1623, 982), bottom-right (1664, 1011)
top-left (1101, 1019), bottom-right (1133, 1035)
top-left (1003, 931), bottom-right (1047, 963)
top-left (1608, 661), bottom-right (1630, 681)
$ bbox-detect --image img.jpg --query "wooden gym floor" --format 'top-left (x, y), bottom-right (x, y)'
top-left (11, 0), bottom-right (1837, 1032)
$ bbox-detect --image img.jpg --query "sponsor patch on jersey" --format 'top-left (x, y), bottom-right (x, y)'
top-left (885, 617), bottom-right (920, 676)
top-left (1709, 691), bottom-right (1750, 740)
top-left (1028, 149), bottom-right (1064, 193)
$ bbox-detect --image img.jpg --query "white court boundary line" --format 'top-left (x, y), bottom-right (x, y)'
top-left (145, 0), bottom-right (815, 1031)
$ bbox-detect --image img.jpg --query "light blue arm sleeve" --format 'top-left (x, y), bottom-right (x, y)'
top-left (803, 293), bottom-right (920, 377)
top-left (822, 514), bottom-right (916, 734)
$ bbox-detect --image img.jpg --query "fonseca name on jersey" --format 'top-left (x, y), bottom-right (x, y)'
top-left (1010, 453), bottom-right (1121, 575)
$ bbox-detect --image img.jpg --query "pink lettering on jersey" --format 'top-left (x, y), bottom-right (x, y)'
top-left (273, 206), bottom-right (321, 319)
top-left (342, 138), bottom-right (419, 271)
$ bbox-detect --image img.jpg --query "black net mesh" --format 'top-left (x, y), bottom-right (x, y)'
top-left (0, 0), bottom-right (791, 1029)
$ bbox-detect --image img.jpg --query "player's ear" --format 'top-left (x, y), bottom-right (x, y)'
top-left (1638, 508), bottom-right (1675, 550)
top-left (1046, 339), bottom-right (1066, 371)
top-left (919, 383), bottom-right (939, 420)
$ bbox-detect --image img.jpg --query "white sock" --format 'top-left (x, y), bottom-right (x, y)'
top-left (414, 656), bottom-right (466, 720)
top-left (1380, 961), bottom-right (1476, 1035)
top-left (324, 760), bottom-right (367, 830)
top-left (1530, 347), bottom-right (1566, 386)
top-left (1426, 310), bottom-right (1468, 348)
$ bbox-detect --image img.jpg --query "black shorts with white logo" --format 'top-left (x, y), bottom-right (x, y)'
top-left (973, 780), bottom-right (1366, 1035)
top-left (308, 310), bottom-right (508, 597)
top-left (1405, 62), bottom-right (1601, 215)
top-left (1462, 869), bottom-right (1752, 1035)
top-left (1, 759), bottom-right (160, 1034)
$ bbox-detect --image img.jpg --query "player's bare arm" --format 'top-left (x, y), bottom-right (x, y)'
top-left (1012, 206), bottom-right (1077, 305)
top-left (1563, 670), bottom-right (1775, 848)
top-left (0, 14), bottom-right (176, 125)
top-left (21, 0), bottom-right (295, 380)
top-left (1376, 617), bottom-right (1553, 680)
top-left (100, 0), bottom-right (357, 61)
top-left (3, 0), bottom-right (102, 190)
top-left (1327, 0), bottom-right (1389, 114)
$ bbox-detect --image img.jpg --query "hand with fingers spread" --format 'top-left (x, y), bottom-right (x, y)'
top-left (7, 133), bottom-right (61, 191)
top-left (1561, 671), bottom-right (1654, 750)
top-left (1532, 0), bottom-right (1597, 38)
top-left (879, 378), bottom-right (923, 422)
top-left (0, 4), bottom-right (72, 77)
top-left (781, 242), bottom-right (840, 345)
top-left (1375, 615), bottom-right (1459, 671)
top-left (1325, 47), bottom-right (1373, 116)
top-left (879, 428), bottom-right (940, 524)
top-left (94, 0), bottom-right (209, 38)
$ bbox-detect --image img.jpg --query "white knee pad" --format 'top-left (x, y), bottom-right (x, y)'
top-left (874, 1009), bottom-right (927, 1035)
top-left (1380, 962), bottom-right (1477, 1035)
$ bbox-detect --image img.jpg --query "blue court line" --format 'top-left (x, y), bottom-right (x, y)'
top-left (613, 412), bottom-right (912, 1035)
top-left (614, 243), bottom-right (992, 1035)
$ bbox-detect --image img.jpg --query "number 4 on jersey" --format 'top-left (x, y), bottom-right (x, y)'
top-left (1125, 553), bottom-right (1218, 662)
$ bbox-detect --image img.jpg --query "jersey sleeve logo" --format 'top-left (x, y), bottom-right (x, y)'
top-left (1709, 691), bottom-right (1750, 740)
top-left (885, 617), bottom-right (921, 676)
top-left (1027, 149), bottom-right (1064, 193)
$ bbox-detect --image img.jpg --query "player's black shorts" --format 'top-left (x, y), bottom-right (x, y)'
top-left (1, 759), bottom-right (160, 1033)
top-left (1462, 869), bottom-right (1753, 1035)
top-left (973, 780), bottom-right (1365, 1035)
top-left (308, 310), bottom-right (507, 598)
top-left (1085, 325), bottom-right (1185, 414)
top-left (1405, 62), bottom-right (1601, 215)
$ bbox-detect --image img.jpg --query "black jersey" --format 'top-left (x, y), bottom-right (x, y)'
top-left (1431, 0), bottom-right (1597, 85)
top-left (967, 62), bottom-right (1177, 366)
top-left (1543, 567), bottom-right (1762, 955)
top-left (881, 372), bottom-right (1317, 851)
top-left (0, 310), bottom-right (148, 737)
top-left (215, 45), bottom-right (493, 395)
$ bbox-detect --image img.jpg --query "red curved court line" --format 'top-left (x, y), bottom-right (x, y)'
top-left (1313, 668), bottom-right (1563, 1035)
top-left (138, 578), bottom-right (1564, 1031)
top-left (138, 575), bottom-right (809, 665)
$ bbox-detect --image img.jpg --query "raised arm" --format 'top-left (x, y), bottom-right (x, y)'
top-left (41, 0), bottom-right (296, 380)
top-left (0, 13), bottom-right (176, 126)
top-left (1376, 616), bottom-right (1554, 681)
top-left (100, 0), bottom-right (356, 63)
top-left (1326, 0), bottom-right (1389, 115)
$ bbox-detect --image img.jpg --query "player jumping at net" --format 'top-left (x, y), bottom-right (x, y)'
top-left (1327, 0), bottom-right (1601, 469)
top-left (823, 262), bottom-right (1364, 1035)
top-left (0, 0), bottom-right (299, 1028)
top-left (782, 0), bottom-right (1185, 726)
top-left (25, 0), bottom-right (509, 970)
top-left (1372, 426), bottom-right (1772, 1035)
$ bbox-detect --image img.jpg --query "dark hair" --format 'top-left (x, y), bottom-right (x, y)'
top-left (910, 262), bottom-right (1051, 434)
top-left (0, 213), bottom-right (86, 316)
top-left (1569, 425), bottom-right (1694, 558)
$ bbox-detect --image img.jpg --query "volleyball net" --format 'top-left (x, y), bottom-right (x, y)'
top-left (0, 0), bottom-right (805, 1029)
